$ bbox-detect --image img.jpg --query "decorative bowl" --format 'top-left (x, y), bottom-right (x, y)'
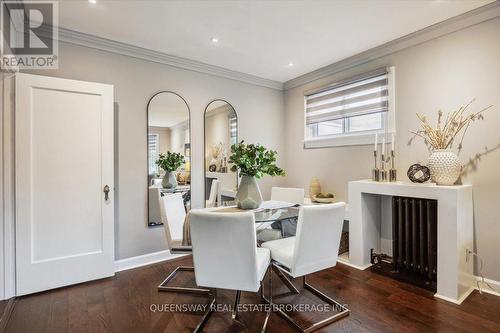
top-left (312, 195), bottom-right (335, 204)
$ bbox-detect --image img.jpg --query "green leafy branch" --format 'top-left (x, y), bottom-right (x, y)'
top-left (229, 141), bottom-right (286, 179)
top-left (156, 151), bottom-right (185, 172)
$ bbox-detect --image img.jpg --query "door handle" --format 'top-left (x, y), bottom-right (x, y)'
top-left (103, 185), bottom-right (110, 201)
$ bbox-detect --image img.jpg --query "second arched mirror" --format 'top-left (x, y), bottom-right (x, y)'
top-left (204, 100), bottom-right (238, 207)
top-left (147, 91), bottom-right (191, 227)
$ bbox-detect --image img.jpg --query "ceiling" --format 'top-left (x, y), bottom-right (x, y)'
top-left (55, 0), bottom-right (493, 83)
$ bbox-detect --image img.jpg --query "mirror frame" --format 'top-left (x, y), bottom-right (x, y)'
top-left (203, 99), bottom-right (238, 208)
top-left (146, 91), bottom-right (191, 227)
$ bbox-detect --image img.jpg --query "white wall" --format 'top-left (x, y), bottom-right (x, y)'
top-left (25, 42), bottom-right (285, 260)
top-left (148, 126), bottom-right (171, 155)
top-left (169, 122), bottom-right (188, 155)
top-left (283, 18), bottom-right (500, 281)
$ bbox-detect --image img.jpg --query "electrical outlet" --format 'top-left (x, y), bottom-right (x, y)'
top-left (465, 249), bottom-right (471, 262)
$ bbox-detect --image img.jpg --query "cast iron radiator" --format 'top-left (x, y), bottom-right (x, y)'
top-left (371, 196), bottom-right (438, 291)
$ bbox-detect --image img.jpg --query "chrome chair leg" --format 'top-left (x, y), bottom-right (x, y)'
top-left (192, 291), bottom-right (216, 333)
top-left (272, 264), bottom-right (299, 294)
top-left (158, 266), bottom-right (211, 294)
top-left (261, 266), bottom-right (273, 333)
top-left (194, 269), bottom-right (272, 333)
top-left (232, 290), bottom-right (241, 320)
top-left (269, 267), bottom-right (350, 333)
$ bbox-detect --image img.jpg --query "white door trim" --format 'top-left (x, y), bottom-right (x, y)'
top-left (1, 73), bottom-right (16, 300)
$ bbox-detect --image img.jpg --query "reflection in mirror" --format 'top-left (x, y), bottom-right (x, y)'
top-left (147, 92), bottom-right (190, 227)
top-left (204, 100), bottom-right (238, 208)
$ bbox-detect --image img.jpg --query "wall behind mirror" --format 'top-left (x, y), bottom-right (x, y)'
top-left (204, 100), bottom-right (238, 207)
top-left (147, 92), bottom-right (191, 226)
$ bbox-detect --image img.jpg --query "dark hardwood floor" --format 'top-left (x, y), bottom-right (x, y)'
top-left (3, 256), bottom-right (500, 333)
top-left (0, 301), bottom-right (8, 322)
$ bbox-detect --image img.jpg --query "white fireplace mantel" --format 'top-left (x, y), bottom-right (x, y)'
top-left (347, 180), bottom-right (474, 304)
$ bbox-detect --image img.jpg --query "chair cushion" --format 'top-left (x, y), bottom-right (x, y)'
top-left (257, 229), bottom-right (282, 242)
top-left (261, 237), bottom-right (295, 269)
top-left (256, 247), bottom-right (271, 282)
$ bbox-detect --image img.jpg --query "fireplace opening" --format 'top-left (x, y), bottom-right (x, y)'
top-left (370, 196), bottom-right (437, 292)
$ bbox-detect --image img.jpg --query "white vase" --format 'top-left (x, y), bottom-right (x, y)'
top-left (427, 149), bottom-right (461, 185)
top-left (235, 175), bottom-right (263, 209)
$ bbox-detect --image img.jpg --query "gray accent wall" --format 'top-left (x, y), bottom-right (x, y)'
top-left (283, 18), bottom-right (500, 281)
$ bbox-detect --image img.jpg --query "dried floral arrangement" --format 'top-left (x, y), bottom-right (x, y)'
top-left (408, 100), bottom-right (492, 153)
top-left (211, 142), bottom-right (224, 159)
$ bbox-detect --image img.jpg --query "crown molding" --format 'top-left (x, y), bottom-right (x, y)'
top-left (284, 1), bottom-right (500, 90)
top-left (52, 27), bottom-right (284, 91)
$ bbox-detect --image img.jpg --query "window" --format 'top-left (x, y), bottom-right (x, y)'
top-left (229, 114), bottom-right (237, 145)
top-left (148, 133), bottom-right (159, 175)
top-left (304, 67), bottom-right (395, 148)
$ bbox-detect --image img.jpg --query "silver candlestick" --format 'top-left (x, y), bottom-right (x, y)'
top-left (389, 150), bottom-right (397, 182)
top-left (380, 153), bottom-right (388, 182)
top-left (372, 150), bottom-right (380, 181)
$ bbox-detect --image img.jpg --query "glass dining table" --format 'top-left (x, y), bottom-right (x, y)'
top-left (177, 205), bottom-right (300, 250)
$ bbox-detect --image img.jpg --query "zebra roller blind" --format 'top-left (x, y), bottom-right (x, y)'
top-left (305, 68), bottom-right (389, 125)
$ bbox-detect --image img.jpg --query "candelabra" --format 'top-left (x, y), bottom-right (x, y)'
top-left (389, 150), bottom-right (397, 182)
top-left (380, 153), bottom-right (388, 182)
top-left (372, 150), bottom-right (380, 181)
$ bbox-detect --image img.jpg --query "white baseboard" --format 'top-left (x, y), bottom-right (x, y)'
top-left (434, 286), bottom-right (476, 305)
top-left (337, 256), bottom-right (372, 271)
top-left (114, 250), bottom-right (187, 272)
top-left (474, 275), bottom-right (500, 297)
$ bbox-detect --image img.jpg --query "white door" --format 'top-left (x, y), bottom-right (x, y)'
top-left (15, 73), bottom-right (114, 296)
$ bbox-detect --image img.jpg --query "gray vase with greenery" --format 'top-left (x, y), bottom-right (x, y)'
top-left (236, 175), bottom-right (263, 209)
top-left (162, 171), bottom-right (178, 189)
top-left (229, 141), bottom-right (286, 210)
top-left (156, 151), bottom-right (184, 190)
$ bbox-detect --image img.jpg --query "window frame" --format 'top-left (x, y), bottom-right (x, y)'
top-left (148, 133), bottom-right (160, 175)
top-left (303, 66), bottom-right (395, 149)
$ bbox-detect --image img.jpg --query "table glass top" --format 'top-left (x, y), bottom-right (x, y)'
top-left (253, 206), bottom-right (300, 223)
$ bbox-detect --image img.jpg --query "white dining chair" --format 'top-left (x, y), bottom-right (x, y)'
top-left (151, 178), bottom-right (162, 187)
top-left (157, 193), bottom-right (210, 295)
top-left (271, 187), bottom-right (305, 204)
top-left (189, 209), bottom-right (272, 332)
top-left (206, 179), bottom-right (220, 208)
top-left (261, 203), bottom-right (350, 332)
top-left (256, 187), bottom-right (305, 242)
top-left (148, 187), bottom-right (162, 225)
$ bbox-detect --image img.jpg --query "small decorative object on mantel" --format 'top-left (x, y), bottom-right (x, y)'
top-left (372, 134), bottom-right (380, 181)
top-left (389, 133), bottom-right (397, 182)
top-left (229, 141), bottom-right (285, 209)
top-left (312, 192), bottom-right (335, 204)
top-left (220, 156), bottom-right (228, 173)
top-left (309, 177), bottom-right (321, 198)
top-left (156, 151), bottom-right (185, 189)
top-left (372, 133), bottom-right (397, 182)
top-left (380, 136), bottom-right (388, 182)
top-left (409, 100), bottom-right (492, 185)
top-left (407, 164), bottom-right (431, 183)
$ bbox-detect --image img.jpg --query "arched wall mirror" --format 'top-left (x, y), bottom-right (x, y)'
top-left (204, 100), bottom-right (238, 207)
top-left (147, 91), bottom-right (191, 227)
